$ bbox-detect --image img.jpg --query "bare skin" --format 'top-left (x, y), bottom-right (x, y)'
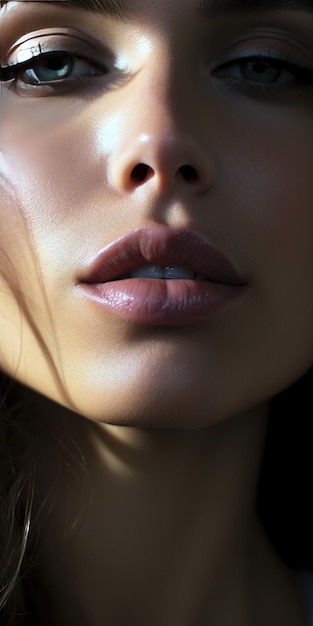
top-left (1, 0), bottom-right (313, 624)
top-left (14, 386), bottom-right (304, 626)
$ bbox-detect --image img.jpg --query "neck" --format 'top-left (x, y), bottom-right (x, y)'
top-left (24, 394), bottom-right (304, 626)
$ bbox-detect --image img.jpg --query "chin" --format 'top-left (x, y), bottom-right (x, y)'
top-left (54, 379), bottom-right (255, 430)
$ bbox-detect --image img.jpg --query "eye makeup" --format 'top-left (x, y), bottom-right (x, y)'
top-left (0, 27), bottom-right (114, 81)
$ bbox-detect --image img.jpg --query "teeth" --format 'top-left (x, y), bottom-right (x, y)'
top-left (131, 265), bottom-right (164, 279)
top-left (130, 265), bottom-right (197, 279)
top-left (163, 265), bottom-right (194, 279)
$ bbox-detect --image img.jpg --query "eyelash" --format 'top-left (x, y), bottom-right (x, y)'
top-left (213, 52), bottom-right (313, 97)
top-left (1, 50), bottom-right (113, 94)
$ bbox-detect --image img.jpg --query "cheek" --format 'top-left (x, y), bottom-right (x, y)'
top-left (0, 145), bottom-right (67, 395)
top-left (1, 93), bottom-right (117, 221)
top-left (215, 102), bottom-right (313, 306)
top-left (0, 194), bottom-right (53, 391)
top-left (0, 108), bottom-right (118, 408)
top-left (1, 106), bottom-right (97, 282)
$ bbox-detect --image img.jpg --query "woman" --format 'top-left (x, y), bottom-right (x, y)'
top-left (0, 0), bottom-right (313, 623)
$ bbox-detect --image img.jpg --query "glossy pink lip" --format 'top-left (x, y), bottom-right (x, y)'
top-left (77, 225), bottom-right (247, 325)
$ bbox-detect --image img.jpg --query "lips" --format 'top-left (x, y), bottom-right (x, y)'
top-left (77, 225), bottom-right (246, 325)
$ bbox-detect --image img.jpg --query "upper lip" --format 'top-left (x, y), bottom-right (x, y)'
top-left (79, 225), bottom-right (245, 286)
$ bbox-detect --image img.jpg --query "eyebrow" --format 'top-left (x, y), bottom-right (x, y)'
top-left (33, 0), bottom-right (130, 20)
top-left (2, 0), bottom-right (129, 20)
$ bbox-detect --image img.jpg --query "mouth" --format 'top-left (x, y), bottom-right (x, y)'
top-left (77, 225), bottom-right (247, 325)
top-left (115, 264), bottom-right (207, 281)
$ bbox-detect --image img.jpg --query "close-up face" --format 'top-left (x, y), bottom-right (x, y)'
top-left (0, 0), bottom-right (313, 428)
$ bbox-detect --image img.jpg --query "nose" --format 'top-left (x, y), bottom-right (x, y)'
top-left (109, 134), bottom-right (213, 195)
top-left (107, 66), bottom-right (214, 196)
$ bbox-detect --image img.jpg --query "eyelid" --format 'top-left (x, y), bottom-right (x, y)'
top-left (211, 31), bottom-right (313, 65)
top-left (5, 27), bottom-right (112, 66)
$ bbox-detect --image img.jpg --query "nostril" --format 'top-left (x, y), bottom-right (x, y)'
top-left (130, 163), bottom-right (200, 186)
top-left (131, 163), bottom-right (154, 184)
top-left (178, 165), bottom-right (199, 183)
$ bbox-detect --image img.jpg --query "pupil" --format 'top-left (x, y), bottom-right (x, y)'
top-left (250, 62), bottom-right (267, 74)
top-left (47, 54), bottom-right (69, 70)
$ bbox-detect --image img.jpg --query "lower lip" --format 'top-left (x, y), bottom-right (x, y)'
top-left (79, 278), bottom-right (245, 325)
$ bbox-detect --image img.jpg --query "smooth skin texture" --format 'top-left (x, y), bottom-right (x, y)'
top-left (1, 0), bottom-right (313, 427)
top-left (0, 0), bottom-right (313, 624)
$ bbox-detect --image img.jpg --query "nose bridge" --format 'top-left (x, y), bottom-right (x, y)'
top-left (108, 45), bottom-right (214, 195)
top-left (131, 46), bottom-right (184, 139)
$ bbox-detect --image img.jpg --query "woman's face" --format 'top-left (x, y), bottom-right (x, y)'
top-left (1, 0), bottom-right (313, 427)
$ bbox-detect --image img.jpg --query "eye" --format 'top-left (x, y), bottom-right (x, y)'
top-left (213, 53), bottom-right (313, 94)
top-left (15, 51), bottom-right (105, 85)
top-left (221, 57), bottom-right (286, 84)
top-left (0, 28), bottom-right (118, 95)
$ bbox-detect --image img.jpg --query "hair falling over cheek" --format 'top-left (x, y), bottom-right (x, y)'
top-left (0, 202), bottom-right (82, 620)
top-left (0, 184), bottom-right (78, 412)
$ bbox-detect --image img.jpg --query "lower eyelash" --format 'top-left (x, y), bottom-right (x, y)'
top-left (222, 78), bottom-right (311, 100)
